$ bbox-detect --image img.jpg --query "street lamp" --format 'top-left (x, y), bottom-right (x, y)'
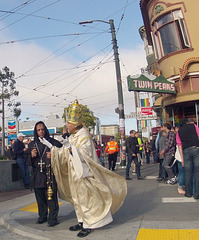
top-left (79, 19), bottom-right (126, 166)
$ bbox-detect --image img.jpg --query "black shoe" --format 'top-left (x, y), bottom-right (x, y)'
top-left (69, 222), bottom-right (83, 231)
top-left (137, 176), bottom-right (143, 180)
top-left (25, 184), bottom-right (30, 189)
top-left (157, 177), bottom-right (163, 182)
top-left (48, 221), bottom-right (59, 227)
top-left (77, 228), bottom-right (91, 238)
top-left (36, 218), bottom-right (47, 224)
top-left (193, 195), bottom-right (199, 199)
top-left (126, 177), bottom-right (132, 180)
top-left (185, 193), bottom-right (192, 198)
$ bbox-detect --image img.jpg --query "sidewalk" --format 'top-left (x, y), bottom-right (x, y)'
top-left (0, 189), bottom-right (31, 202)
top-left (1, 164), bottom-right (199, 240)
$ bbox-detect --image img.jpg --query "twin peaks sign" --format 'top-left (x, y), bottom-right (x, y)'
top-left (127, 74), bottom-right (176, 94)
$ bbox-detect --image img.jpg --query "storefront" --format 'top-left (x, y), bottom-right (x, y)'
top-left (165, 101), bottom-right (199, 126)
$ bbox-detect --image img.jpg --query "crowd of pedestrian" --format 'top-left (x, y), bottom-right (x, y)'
top-left (97, 117), bottom-right (199, 200)
top-left (154, 118), bottom-right (199, 199)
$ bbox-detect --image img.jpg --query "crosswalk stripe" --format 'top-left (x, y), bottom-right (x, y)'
top-left (162, 197), bottom-right (197, 203)
top-left (145, 176), bottom-right (157, 179)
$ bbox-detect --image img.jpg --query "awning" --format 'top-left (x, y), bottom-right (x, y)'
top-left (154, 97), bottom-right (162, 106)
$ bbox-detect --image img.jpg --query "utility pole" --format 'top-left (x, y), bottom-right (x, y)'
top-left (1, 87), bottom-right (5, 156)
top-left (109, 19), bottom-right (126, 166)
top-left (79, 19), bottom-right (126, 166)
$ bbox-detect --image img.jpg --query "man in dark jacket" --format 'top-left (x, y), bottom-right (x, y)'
top-left (126, 130), bottom-right (142, 180)
top-left (13, 133), bottom-right (30, 189)
top-left (25, 121), bottom-right (62, 227)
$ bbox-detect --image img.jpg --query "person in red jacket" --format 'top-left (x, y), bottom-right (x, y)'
top-left (104, 137), bottom-right (119, 171)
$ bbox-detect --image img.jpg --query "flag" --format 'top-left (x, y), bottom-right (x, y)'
top-left (141, 98), bottom-right (150, 107)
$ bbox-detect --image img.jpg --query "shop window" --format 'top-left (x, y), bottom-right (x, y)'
top-left (184, 105), bottom-right (195, 118)
top-left (151, 9), bottom-right (190, 59)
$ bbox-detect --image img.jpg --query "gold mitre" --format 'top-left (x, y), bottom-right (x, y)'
top-left (67, 99), bottom-right (83, 126)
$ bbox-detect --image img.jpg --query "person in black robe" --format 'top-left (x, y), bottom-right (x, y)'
top-left (25, 121), bottom-right (62, 227)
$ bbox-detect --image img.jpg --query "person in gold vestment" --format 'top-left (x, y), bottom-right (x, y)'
top-left (39, 99), bottom-right (127, 238)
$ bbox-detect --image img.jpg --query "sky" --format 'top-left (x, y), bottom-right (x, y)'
top-left (0, 0), bottom-right (147, 134)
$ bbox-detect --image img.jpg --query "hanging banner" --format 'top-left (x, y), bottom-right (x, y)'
top-left (127, 74), bottom-right (176, 94)
top-left (8, 119), bottom-right (17, 135)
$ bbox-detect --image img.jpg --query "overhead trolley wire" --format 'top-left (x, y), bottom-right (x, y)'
top-left (0, 0), bottom-right (36, 21)
top-left (0, 0), bottom-right (61, 32)
top-left (0, 31), bottom-right (106, 45)
top-left (16, 30), bottom-right (109, 79)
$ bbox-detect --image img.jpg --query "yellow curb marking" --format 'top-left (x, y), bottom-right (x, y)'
top-left (19, 202), bottom-right (63, 213)
top-left (137, 229), bottom-right (199, 240)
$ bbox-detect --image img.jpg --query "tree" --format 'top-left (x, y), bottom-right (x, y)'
top-left (115, 131), bottom-right (121, 145)
top-left (0, 66), bottom-right (21, 155)
top-left (62, 103), bottom-right (96, 130)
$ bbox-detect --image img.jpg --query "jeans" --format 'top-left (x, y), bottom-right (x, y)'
top-left (172, 161), bottom-right (178, 177)
top-left (126, 154), bottom-right (141, 178)
top-left (177, 161), bottom-right (185, 188)
top-left (153, 150), bottom-right (159, 164)
top-left (163, 154), bottom-right (175, 179)
top-left (158, 158), bottom-right (166, 179)
top-left (146, 152), bottom-right (150, 164)
top-left (16, 157), bottom-right (30, 187)
top-left (98, 156), bottom-right (105, 167)
top-left (183, 146), bottom-right (199, 197)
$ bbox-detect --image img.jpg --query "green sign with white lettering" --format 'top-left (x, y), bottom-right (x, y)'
top-left (127, 74), bottom-right (176, 94)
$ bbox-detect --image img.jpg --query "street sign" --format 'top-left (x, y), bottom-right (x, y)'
top-left (125, 112), bottom-right (157, 120)
top-left (125, 112), bottom-right (137, 118)
top-left (137, 115), bottom-right (157, 120)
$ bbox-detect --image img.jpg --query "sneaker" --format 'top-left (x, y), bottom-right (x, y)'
top-left (164, 179), bottom-right (171, 184)
top-left (164, 178), bottom-right (173, 184)
top-left (164, 176), bottom-right (177, 185)
top-left (170, 176), bottom-right (177, 185)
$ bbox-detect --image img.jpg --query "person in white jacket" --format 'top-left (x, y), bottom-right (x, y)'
top-left (39, 99), bottom-right (127, 238)
top-left (175, 144), bottom-right (185, 194)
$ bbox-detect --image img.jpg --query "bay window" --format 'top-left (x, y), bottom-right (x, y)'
top-left (152, 9), bottom-right (190, 59)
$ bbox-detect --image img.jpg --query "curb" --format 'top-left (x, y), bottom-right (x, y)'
top-left (0, 212), bottom-right (51, 240)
